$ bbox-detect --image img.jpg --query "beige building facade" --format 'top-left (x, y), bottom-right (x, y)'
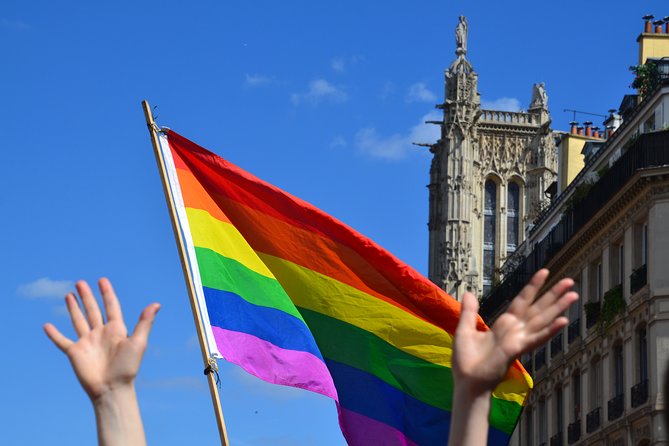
top-left (471, 16), bottom-right (669, 446)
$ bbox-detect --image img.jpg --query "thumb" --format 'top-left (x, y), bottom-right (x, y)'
top-left (456, 292), bottom-right (479, 336)
top-left (130, 303), bottom-right (161, 346)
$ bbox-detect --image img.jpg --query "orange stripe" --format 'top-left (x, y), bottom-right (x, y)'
top-left (177, 168), bottom-right (232, 224)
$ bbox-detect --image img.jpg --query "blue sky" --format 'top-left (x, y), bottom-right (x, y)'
top-left (2, 1), bottom-right (666, 444)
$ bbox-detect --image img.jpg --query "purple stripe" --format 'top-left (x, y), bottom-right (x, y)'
top-left (211, 326), bottom-right (338, 400)
top-left (338, 406), bottom-right (419, 446)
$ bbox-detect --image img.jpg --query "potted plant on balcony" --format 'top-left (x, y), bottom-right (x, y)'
top-left (599, 284), bottom-right (625, 331)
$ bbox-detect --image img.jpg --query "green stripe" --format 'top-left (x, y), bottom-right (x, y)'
top-left (299, 307), bottom-right (521, 434)
top-left (195, 247), bottom-right (306, 322)
top-left (299, 307), bottom-right (452, 409)
top-left (490, 398), bottom-right (523, 435)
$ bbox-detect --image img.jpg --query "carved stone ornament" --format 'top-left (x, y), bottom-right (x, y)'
top-left (455, 16), bottom-right (468, 56)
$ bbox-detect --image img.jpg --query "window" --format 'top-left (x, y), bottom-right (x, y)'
top-left (483, 179), bottom-right (497, 295)
top-left (572, 372), bottom-right (581, 421)
top-left (539, 398), bottom-right (547, 444)
top-left (590, 261), bottom-right (603, 302)
top-left (611, 242), bottom-right (624, 286)
top-left (590, 357), bottom-right (602, 410)
top-left (613, 344), bottom-right (624, 397)
top-left (555, 386), bottom-right (564, 436)
top-left (507, 182), bottom-right (520, 253)
top-left (524, 406), bottom-right (533, 446)
top-left (638, 328), bottom-right (648, 382)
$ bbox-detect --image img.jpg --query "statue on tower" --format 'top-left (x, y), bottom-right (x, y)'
top-left (529, 82), bottom-right (549, 110)
top-left (455, 16), bottom-right (468, 56)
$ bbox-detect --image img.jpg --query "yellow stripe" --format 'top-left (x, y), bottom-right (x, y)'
top-left (260, 253), bottom-right (528, 405)
top-left (186, 207), bottom-right (275, 280)
top-left (187, 207), bottom-right (528, 404)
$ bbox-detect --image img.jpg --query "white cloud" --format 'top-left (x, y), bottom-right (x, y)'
top-left (329, 136), bottom-right (347, 149)
top-left (355, 111), bottom-right (441, 160)
top-left (331, 57), bottom-right (346, 72)
top-left (291, 79), bottom-right (347, 106)
top-left (406, 82), bottom-right (436, 103)
top-left (481, 97), bottom-right (522, 112)
top-left (17, 277), bottom-right (73, 299)
top-left (244, 74), bottom-right (276, 87)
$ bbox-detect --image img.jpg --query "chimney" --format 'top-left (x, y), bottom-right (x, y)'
top-left (606, 126), bottom-right (614, 138)
top-left (643, 15), bottom-right (654, 33)
top-left (654, 20), bottom-right (664, 33)
top-left (665, 17), bottom-right (669, 33)
top-left (592, 126), bottom-right (600, 139)
top-left (584, 121), bottom-right (593, 137)
top-left (570, 121), bottom-right (578, 135)
top-left (577, 126), bottom-right (584, 136)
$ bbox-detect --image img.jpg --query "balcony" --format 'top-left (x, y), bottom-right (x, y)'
top-left (630, 264), bottom-right (648, 295)
top-left (551, 332), bottom-right (563, 358)
top-left (567, 318), bottom-right (580, 344)
top-left (567, 421), bottom-right (581, 444)
top-left (586, 407), bottom-right (601, 433)
top-left (535, 346), bottom-right (546, 370)
top-left (631, 379), bottom-right (649, 408)
top-left (607, 393), bottom-right (624, 421)
top-left (479, 129), bottom-right (669, 321)
top-left (550, 431), bottom-right (563, 446)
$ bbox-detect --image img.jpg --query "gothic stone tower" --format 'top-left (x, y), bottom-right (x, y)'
top-left (427, 16), bottom-right (557, 300)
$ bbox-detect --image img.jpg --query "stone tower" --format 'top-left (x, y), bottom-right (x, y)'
top-left (427, 16), bottom-right (557, 300)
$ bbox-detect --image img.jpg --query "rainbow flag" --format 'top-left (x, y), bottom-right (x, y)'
top-left (157, 130), bottom-right (532, 445)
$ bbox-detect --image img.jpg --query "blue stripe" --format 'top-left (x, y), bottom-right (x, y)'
top-left (327, 359), bottom-right (510, 445)
top-left (203, 286), bottom-right (324, 360)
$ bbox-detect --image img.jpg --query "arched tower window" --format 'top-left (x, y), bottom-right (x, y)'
top-left (507, 182), bottom-right (520, 253)
top-left (483, 179), bottom-right (497, 295)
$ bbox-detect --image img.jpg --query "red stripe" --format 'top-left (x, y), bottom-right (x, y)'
top-left (166, 130), bottom-right (528, 375)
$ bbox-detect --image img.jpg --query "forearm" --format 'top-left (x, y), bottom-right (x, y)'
top-left (447, 385), bottom-right (492, 446)
top-left (93, 384), bottom-right (146, 446)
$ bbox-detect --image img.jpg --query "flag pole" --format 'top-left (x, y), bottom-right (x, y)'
top-left (141, 100), bottom-right (230, 446)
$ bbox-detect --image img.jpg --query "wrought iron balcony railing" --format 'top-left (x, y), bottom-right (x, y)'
top-left (567, 318), bottom-right (580, 344)
top-left (586, 407), bottom-right (601, 433)
top-left (480, 129), bottom-right (669, 322)
top-left (631, 379), bottom-right (649, 408)
top-left (607, 393), bottom-right (624, 421)
top-left (631, 264), bottom-right (648, 295)
top-left (567, 420), bottom-right (581, 444)
top-left (550, 431), bottom-right (563, 446)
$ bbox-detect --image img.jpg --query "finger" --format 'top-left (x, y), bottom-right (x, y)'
top-left (130, 303), bottom-right (161, 347)
top-left (76, 280), bottom-right (104, 329)
top-left (507, 269), bottom-right (550, 317)
top-left (527, 291), bottom-right (579, 334)
top-left (43, 323), bottom-right (74, 352)
top-left (99, 278), bottom-right (124, 323)
top-left (525, 316), bottom-right (570, 352)
top-left (531, 277), bottom-right (575, 314)
top-left (66, 293), bottom-right (90, 337)
top-left (456, 292), bottom-right (479, 336)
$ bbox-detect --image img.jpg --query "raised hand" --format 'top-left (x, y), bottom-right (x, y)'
top-left (448, 269), bottom-right (578, 446)
top-left (453, 268), bottom-right (578, 394)
top-left (44, 278), bottom-right (160, 446)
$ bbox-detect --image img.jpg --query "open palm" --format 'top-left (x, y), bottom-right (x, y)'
top-left (453, 269), bottom-right (578, 394)
top-left (44, 279), bottom-right (160, 401)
